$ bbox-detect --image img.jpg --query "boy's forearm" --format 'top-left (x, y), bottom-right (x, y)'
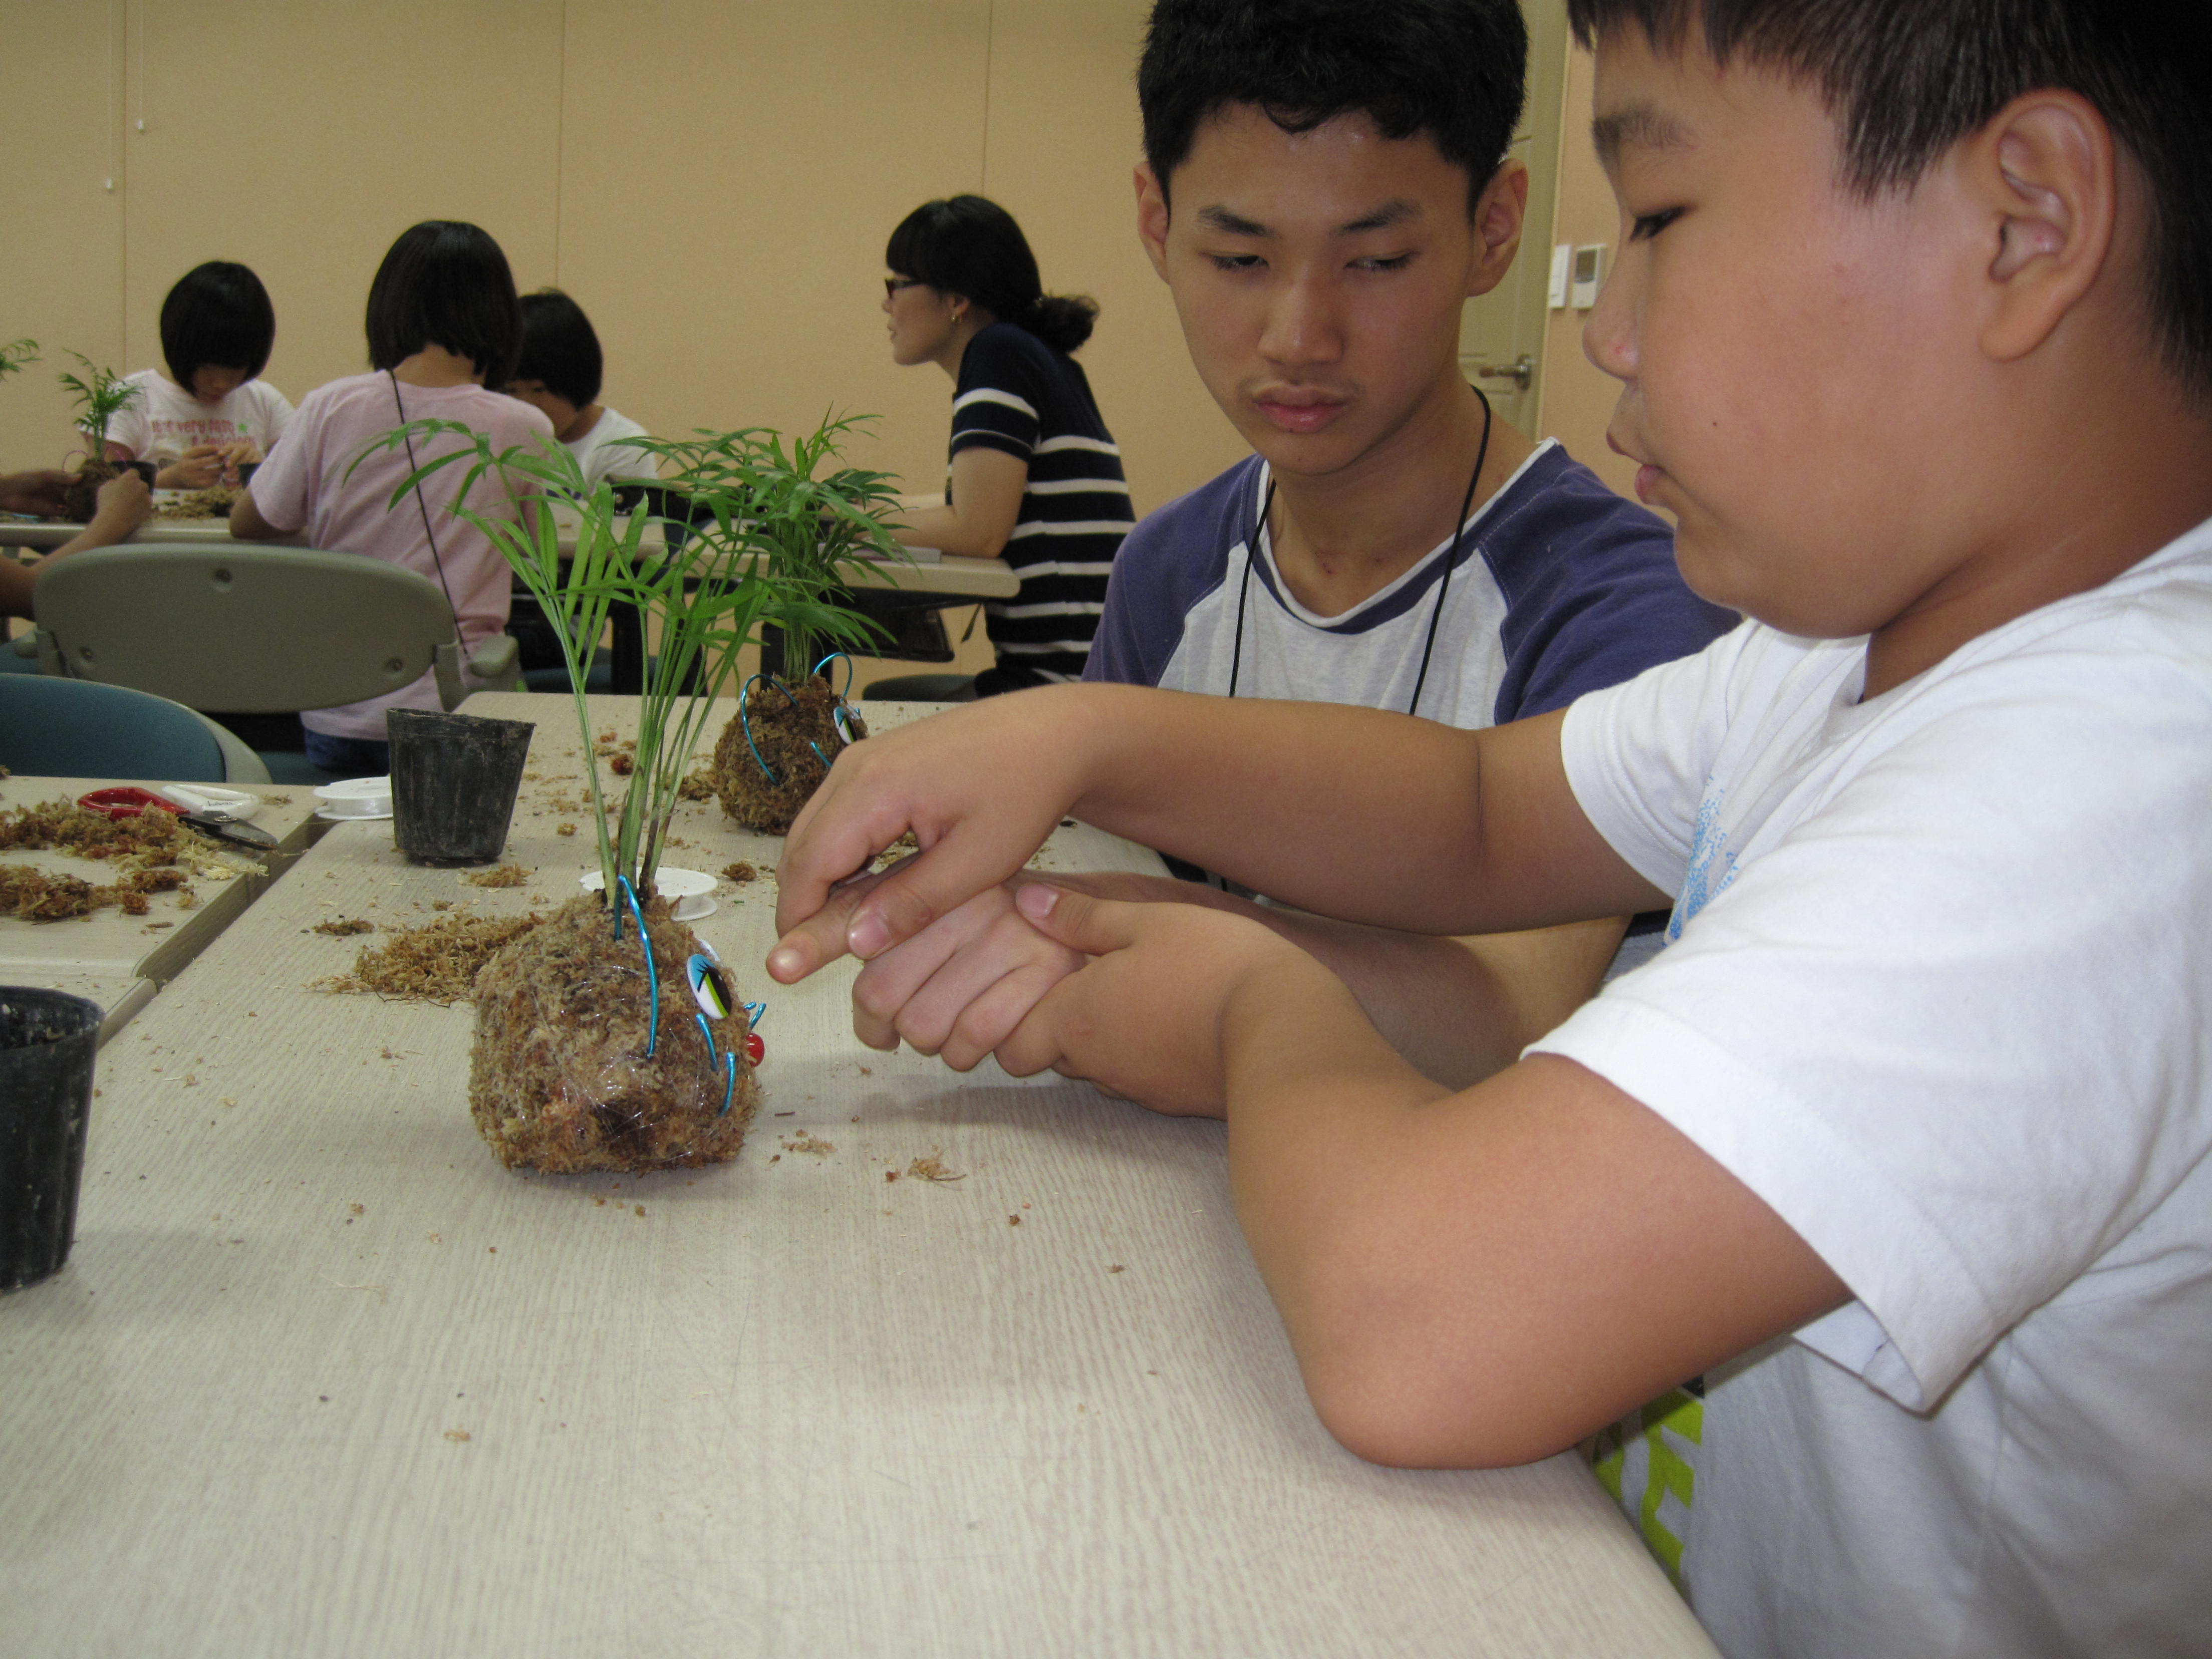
top-left (1214, 957), bottom-right (1850, 1471)
top-left (1065, 691), bottom-right (1642, 935)
top-left (1258, 909), bottom-right (1629, 1088)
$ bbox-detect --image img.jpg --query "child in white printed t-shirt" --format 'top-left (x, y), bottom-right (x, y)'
top-left (105, 261), bottom-right (293, 490)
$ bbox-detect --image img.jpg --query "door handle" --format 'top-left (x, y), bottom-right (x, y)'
top-left (1471, 354), bottom-right (1534, 393)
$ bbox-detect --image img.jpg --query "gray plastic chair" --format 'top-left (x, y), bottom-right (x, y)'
top-left (26, 542), bottom-right (519, 714)
top-left (0, 675), bottom-right (270, 783)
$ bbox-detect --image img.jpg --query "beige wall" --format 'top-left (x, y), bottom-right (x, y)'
top-left (0, 0), bottom-right (1246, 517)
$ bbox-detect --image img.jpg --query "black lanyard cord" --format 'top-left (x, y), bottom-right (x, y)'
top-left (1226, 386), bottom-right (1493, 718)
top-left (389, 369), bottom-right (463, 636)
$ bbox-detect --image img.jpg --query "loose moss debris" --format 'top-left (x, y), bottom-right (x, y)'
top-left (721, 861), bottom-right (758, 885)
top-left (153, 485), bottom-right (243, 520)
top-left (460, 863), bottom-right (530, 889)
top-left (0, 796), bottom-right (249, 920)
top-left (780, 1131), bottom-right (834, 1158)
top-left (314, 918), bottom-right (375, 936)
top-left (314, 911), bottom-right (546, 1003)
top-left (905, 1151), bottom-right (964, 1183)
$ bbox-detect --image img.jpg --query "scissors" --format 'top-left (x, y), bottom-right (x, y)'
top-left (77, 786), bottom-right (280, 851)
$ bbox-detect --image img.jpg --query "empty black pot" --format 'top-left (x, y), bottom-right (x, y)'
top-left (387, 708), bottom-right (535, 866)
top-left (1, 987), bottom-right (101, 1292)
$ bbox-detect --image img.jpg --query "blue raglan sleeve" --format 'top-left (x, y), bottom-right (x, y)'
top-left (1489, 454), bottom-right (1738, 722)
top-left (1083, 461), bottom-right (1254, 688)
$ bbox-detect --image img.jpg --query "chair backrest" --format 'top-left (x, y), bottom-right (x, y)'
top-left (32, 543), bottom-right (455, 714)
top-left (0, 675), bottom-right (237, 782)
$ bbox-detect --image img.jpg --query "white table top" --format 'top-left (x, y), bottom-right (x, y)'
top-left (0, 776), bottom-right (323, 1041)
top-left (0, 697), bottom-right (1715, 1658)
top-left (1, 511), bottom-right (1020, 599)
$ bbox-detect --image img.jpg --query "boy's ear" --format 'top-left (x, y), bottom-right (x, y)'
top-left (1968, 91), bottom-right (2117, 365)
top-left (1466, 160), bottom-right (1530, 300)
top-left (1134, 162), bottom-right (1172, 282)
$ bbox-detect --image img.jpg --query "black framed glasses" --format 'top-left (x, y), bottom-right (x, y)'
top-left (884, 276), bottom-right (928, 300)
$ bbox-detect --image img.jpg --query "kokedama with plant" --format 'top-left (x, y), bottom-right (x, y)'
top-left (378, 417), bottom-right (895, 1174)
top-left (57, 351), bottom-right (148, 522)
top-left (672, 421), bottom-right (906, 834)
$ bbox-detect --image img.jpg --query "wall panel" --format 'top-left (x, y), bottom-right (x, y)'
top-left (557, 0), bottom-right (994, 496)
top-left (979, 0), bottom-right (1245, 514)
top-left (0, 0), bottom-right (128, 471)
top-left (119, 0), bottom-right (565, 411)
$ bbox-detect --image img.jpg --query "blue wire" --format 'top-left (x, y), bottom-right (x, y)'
top-left (812, 652), bottom-right (856, 700)
top-left (743, 999), bottom-right (766, 1028)
top-left (617, 875), bottom-right (658, 1058)
top-left (695, 1013), bottom-right (739, 1116)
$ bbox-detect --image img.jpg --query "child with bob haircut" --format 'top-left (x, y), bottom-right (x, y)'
top-left (764, 1), bottom-right (2212, 1652)
top-left (107, 260), bottom-right (293, 488)
top-left (505, 288), bottom-right (656, 491)
top-left (232, 220), bottom-right (552, 774)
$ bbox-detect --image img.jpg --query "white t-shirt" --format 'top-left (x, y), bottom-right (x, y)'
top-left (106, 369), bottom-right (293, 463)
top-left (566, 406), bottom-right (655, 490)
top-left (1532, 519), bottom-right (2212, 1656)
top-left (248, 372), bottom-right (552, 740)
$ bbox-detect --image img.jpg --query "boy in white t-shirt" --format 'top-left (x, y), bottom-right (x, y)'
top-left (504, 289), bottom-right (655, 491)
top-left (106, 261), bottom-right (293, 489)
top-left (760, 2), bottom-right (2212, 1653)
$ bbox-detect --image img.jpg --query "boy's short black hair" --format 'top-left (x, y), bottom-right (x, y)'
top-left (1568, 0), bottom-right (2212, 397)
top-left (364, 220), bottom-right (522, 387)
top-left (514, 289), bottom-right (603, 408)
top-left (160, 261), bottom-right (275, 388)
top-left (1137, 0), bottom-right (1529, 214)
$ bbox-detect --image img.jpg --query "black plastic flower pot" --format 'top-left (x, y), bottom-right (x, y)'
top-left (1, 987), bottom-right (102, 1292)
top-left (386, 708), bottom-right (535, 867)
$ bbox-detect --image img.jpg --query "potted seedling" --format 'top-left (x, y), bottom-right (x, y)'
top-left (376, 416), bottom-right (891, 1173)
top-left (57, 352), bottom-right (149, 521)
top-left (660, 419), bottom-right (906, 834)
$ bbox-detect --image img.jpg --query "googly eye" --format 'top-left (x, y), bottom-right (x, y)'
top-left (832, 705), bottom-right (861, 746)
top-left (686, 953), bottom-right (734, 1020)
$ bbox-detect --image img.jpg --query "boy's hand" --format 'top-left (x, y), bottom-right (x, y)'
top-left (849, 875), bottom-right (1086, 1070)
top-left (769, 687), bottom-right (1104, 982)
top-left (0, 469), bottom-right (75, 518)
top-left (993, 882), bottom-right (1322, 1118)
top-left (87, 470), bottom-right (152, 536)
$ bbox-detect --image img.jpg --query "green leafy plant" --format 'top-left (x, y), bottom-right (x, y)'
top-left (642, 419), bottom-right (906, 678)
top-left (57, 352), bottom-right (142, 452)
top-left (363, 414), bottom-right (904, 905)
top-left (0, 339), bottom-right (37, 382)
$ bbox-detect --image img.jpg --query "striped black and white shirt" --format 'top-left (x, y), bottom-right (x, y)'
top-left (949, 322), bottom-right (1133, 692)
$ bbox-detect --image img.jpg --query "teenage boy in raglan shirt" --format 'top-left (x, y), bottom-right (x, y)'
top-left (770, 1), bottom-right (2212, 1651)
top-left (823, 0), bottom-right (1735, 1086)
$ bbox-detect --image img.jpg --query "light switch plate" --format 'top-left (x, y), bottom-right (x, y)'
top-left (1571, 243), bottom-right (1605, 309)
top-left (1548, 243), bottom-right (1571, 309)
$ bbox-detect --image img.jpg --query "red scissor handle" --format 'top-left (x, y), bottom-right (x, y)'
top-left (77, 786), bottom-right (191, 820)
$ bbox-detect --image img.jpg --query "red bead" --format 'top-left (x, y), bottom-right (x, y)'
top-left (744, 1032), bottom-right (765, 1065)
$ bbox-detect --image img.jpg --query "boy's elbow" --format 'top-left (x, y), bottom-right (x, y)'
top-left (1290, 1269), bottom-right (1590, 1470)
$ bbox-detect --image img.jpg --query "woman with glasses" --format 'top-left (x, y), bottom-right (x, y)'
top-left (878, 195), bottom-right (1133, 697)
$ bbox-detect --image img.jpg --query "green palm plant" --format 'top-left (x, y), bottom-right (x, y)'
top-left (57, 352), bottom-right (141, 452)
top-left (361, 413), bottom-right (903, 905)
top-left (642, 416), bottom-right (907, 681)
top-left (0, 340), bottom-right (37, 382)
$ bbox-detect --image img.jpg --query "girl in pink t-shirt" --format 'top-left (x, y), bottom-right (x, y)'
top-left (235, 220), bottom-right (554, 774)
